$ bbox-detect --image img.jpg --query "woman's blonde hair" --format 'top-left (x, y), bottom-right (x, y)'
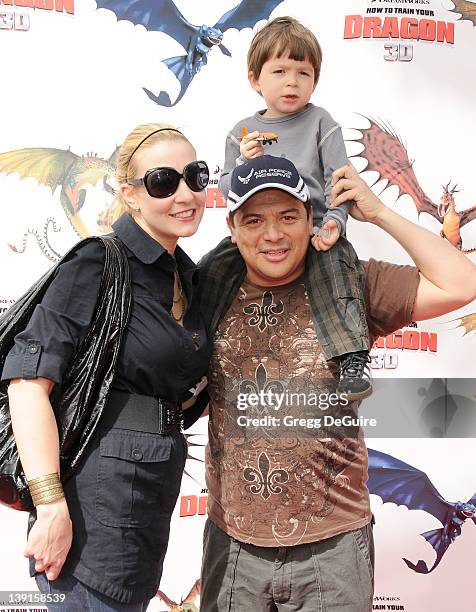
top-left (111, 123), bottom-right (192, 223)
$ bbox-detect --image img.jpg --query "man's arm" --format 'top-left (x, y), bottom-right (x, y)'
top-left (370, 209), bottom-right (476, 321)
top-left (330, 165), bottom-right (476, 320)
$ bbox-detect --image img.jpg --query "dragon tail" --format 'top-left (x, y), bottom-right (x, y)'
top-left (143, 55), bottom-right (193, 107)
top-left (403, 527), bottom-right (448, 574)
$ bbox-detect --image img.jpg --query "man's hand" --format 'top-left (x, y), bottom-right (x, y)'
top-left (330, 164), bottom-right (384, 222)
top-left (240, 131), bottom-right (264, 160)
top-left (311, 219), bottom-right (340, 251)
top-left (24, 498), bottom-right (72, 581)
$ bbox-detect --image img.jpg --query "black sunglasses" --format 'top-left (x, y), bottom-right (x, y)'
top-left (127, 160), bottom-right (209, 198)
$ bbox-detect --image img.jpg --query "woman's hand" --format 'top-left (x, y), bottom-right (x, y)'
top-left (24, 498), bottom-right (72, 580)
top-left (9, 377), bottom-right (72, 580)
top-left (330, 164), bottom-right (385, 222)
top-left (240, 131), bottom-right (264, 160)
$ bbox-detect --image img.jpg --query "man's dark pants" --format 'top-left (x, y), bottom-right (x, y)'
top-left (200, 519), bottom-right (375, 612)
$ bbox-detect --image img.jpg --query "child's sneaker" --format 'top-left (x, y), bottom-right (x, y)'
top-left (336, 351), bottom-right (372, 401)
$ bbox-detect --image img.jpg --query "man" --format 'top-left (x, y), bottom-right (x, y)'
top-left (195, 155), bottom-right (476, 612)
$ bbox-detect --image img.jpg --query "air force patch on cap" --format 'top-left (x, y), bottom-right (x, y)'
top-left (227, 155), bottom-right (310, 213)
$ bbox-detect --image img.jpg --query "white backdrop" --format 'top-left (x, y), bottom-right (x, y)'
top-left (1, 1), bottom-right (475, 610)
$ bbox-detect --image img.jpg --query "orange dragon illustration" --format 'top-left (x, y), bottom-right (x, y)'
top-left (348, 115), bottom-right (476, 336)
top-left (0, 146), bottom-right (120, 260)
top-left (156, 578), bottom-right (200, 612)
top-left (450, 0), bottom-right (476, 25)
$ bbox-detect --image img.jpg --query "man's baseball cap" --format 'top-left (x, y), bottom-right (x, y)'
top-left (227, 155), bottom-right (310, 213)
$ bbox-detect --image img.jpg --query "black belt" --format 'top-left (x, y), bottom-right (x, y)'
top-left (102, 390), bottom-right (183, 434)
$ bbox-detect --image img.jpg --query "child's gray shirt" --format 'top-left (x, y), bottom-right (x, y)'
top-left (219, 103), bottom-right (350, 234)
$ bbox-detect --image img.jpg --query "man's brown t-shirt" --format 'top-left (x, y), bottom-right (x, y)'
top-left (206, 259), bottom-right (420, 546)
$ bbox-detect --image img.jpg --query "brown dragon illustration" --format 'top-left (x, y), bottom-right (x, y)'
top-left (0, 146), bottom-right (119, 260)
top-left (348, 115), bottom-right (476, 336)
top-left (348, 115), bottom-right (476, 253)
top-left (450, 0), bottom-right (476, 26)
top-left (446, 312), bottom-right (476, 336)
top-left (156, 578), bottom-right (200, 612)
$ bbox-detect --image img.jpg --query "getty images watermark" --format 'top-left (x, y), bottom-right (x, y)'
top-left (235, 389), bottom-right (377, 431)
top-left (224, 379), bottom-right (476, 438)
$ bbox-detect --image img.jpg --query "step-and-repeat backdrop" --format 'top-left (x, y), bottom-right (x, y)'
top-left (1, 1), bottom-right (475, 610)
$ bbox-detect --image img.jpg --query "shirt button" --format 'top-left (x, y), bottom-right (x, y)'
top-left (132, 449), bottom-right (143, 461)
top-left (29, 346), bottom-right (38, 354)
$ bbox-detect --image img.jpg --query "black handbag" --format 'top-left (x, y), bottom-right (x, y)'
top-left (0, 236), bottom-right (131, 511)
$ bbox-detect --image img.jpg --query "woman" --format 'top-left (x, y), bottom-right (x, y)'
top-left (2, 124), bottom-right (211, 610)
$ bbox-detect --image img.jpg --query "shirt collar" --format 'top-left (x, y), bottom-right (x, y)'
top-left (112, 213), bottom-right (167, 264)
top-left (112, 213), bottom-right (198, 279)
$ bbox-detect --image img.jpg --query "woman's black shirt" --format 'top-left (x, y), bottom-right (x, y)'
top-left (2, 213), bottom-right (211, 400)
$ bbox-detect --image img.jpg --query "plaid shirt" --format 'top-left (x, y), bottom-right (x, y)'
top-left (197, 237), bottom-right (369, 360)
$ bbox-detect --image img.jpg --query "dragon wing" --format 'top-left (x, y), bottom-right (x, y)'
top-left (182, 432), bottom-right (205, 485)
top-left (446, 312), bottom-right (476, 336)
top-left (95, 0), bottom-right (197, 49)
top-left (349, 115), bottom-right (440, 221)
top-left (0, 147), bottom-right (78, 192)
top-left (156, 590), bottom-right (177, 608)
top-left (459, 204), bottom-right (476, 228)
top-left (367, 448), bottom-right (452, 525)
top-left (183, 579), bottom-right (201, 603)
top-left (214, 0), bottom-right (284, 32)
top-left (451, 0), bottom-right (476, 26)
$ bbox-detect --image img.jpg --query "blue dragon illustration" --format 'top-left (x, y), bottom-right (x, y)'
top-left (95, 0), bottom-right (284, 106)
top-left (368, 448), bottom-right (476, 573)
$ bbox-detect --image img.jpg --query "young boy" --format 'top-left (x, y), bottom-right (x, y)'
top-left (218, 16), bottom-right (372, 400)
